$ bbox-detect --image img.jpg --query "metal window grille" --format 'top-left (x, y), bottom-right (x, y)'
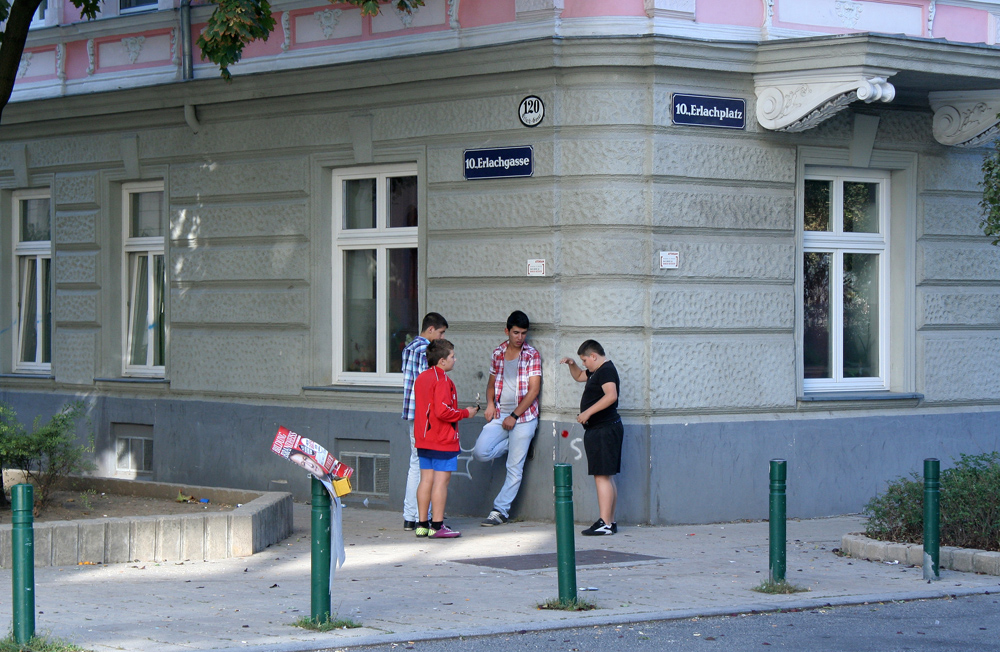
top-left (338, 452), bottom-right (390, 496)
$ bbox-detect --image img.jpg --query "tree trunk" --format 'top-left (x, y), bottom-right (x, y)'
top-left (0, 0), bottom-right (45, 125)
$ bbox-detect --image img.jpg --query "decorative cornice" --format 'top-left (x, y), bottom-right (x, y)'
top-left (754, 69), bottom-right (896, 132)
top-left (929, 90), bottom-right (1000, 147)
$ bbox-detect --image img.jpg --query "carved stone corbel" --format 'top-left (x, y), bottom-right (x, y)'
top-left (754, 69), bottom-right (896, 132)
top-left (928, 90), bottom-right (1000, 148)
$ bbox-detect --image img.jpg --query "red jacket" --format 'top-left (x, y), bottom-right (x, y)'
top-left (413, 366), bottom-right (469, 452)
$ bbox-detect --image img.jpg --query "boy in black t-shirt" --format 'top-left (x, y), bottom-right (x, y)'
top-left (560, 339), bottom-right (623, 536)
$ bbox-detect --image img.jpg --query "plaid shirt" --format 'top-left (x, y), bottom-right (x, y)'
top-left (401, 335), bottom-right (430, 420)
top-left (489, 341), bottom-right (541, 423)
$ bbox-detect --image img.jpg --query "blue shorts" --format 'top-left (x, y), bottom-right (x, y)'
top-left (418, 449), bottom-right (459, 472)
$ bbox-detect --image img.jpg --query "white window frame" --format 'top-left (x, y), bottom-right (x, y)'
top-left (802, 167), bottom-right (890, 393)
top-left (122, 181), bottom-right (166, 378)
top-left (29, 0), bottom-right (49, 28)
top-left (120, 0), bottom-right (160, 15)
top-left (332, 163), bottom-right (418, 386)
top-left (11, 188), bottom-right (52, 374)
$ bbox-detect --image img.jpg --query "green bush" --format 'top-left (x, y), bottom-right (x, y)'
top-left (864, 452), bottom-right (1000, 552)
top-left (0, 401), bottom-right (95, 513)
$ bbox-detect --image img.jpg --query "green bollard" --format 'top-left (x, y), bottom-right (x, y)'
top-left (923, 458), bottom-right (940, 581)
top-left (553, 463), bottom-right (577, 603)
top-left (768, 459), bottom-right (787, 584)
top-left (12, 484), bottom-right (36, 644)
top-left (310, 476), bottom-right (332, 623)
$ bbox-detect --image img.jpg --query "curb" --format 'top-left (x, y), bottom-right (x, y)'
top-left (841, 533), bottom-right (1000, 575)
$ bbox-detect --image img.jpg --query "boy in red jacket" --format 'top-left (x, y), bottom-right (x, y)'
top-left (413, 339), bottom-right (479, 538)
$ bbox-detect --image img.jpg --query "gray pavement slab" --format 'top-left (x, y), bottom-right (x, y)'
top-left (1, 505), bottom-right (998, 652)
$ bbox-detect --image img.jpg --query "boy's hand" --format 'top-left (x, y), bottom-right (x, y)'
top-left (467, 405), bottom-right (479, 419)
top-left (484, 404), bottom-right (497, 421)
top-left (576, 412), bottom-right (588, 425)
top-left (559, 357), bottom-right (575, 365)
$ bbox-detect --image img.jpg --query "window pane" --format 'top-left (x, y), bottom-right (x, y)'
top-left (19, 258), bottom-right (38, 363)
top-left (131, 191), bottom-right (164, 238)
top-left (129, 255), bottom-right (150, 366)
top-left (41, 258), bottom-right (51, 363)
top-left (344, 179), bottom-right (376, 229)
top-left (388, 176), bottom-right (418, 228)
top-left (804, 180), bottom-right (831, 232)
top-left (843, 253), bottom-right (879, 378)
top-left (344, 249), bottom-right (377, 372)
top-left (20, 198), bottom-right (50, 241)
top-left (803, 252), bottom-right (832, 379)
top-left (153, 254), bottom-right (166, 366)
top-left (387, 248), bottom-right (418, 373)
top-left (121, 0), bottom-right (157, 9)
top-left (143, 439), bottom-right (154, 471)
top-left (843, 182), bottom-right (879, 233)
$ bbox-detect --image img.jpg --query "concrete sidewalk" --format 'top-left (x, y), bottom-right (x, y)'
top-left (2, 504), bottom-right (999, 652)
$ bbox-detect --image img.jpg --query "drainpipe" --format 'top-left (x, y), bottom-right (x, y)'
top-left (180, 0), bottom-right (193, 81)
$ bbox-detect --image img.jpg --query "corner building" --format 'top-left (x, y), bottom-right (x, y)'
top-left (4, 0), bottom-right (1000, 524)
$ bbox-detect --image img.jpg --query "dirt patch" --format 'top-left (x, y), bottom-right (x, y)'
top-left (3, 489), bottom-right (237, 523)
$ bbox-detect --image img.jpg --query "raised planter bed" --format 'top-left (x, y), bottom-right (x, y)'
top-left (0, 475), bottom-right (292, 568)
top-left (841, 533), bottom-right (1000, 576)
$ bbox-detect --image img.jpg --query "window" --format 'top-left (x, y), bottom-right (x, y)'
top-left (333, 164), bottom-right (418, 383)
top-left (338, 452), bottom-right (390, 496)
top-left (123, 182), bottom-right (166, 376)
top-left (120, 0), bottom-right (158, 13)
top-left (802, 169), bottom-right (889, 392)
top-left (12, 189), bottom-right (52, 373)
top-left (116, 436), bottom-right (153, 474)
top-left (29, 0), bottom-right (48, 28)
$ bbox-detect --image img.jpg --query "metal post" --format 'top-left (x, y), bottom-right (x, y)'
top-left (310, 476), bottom-right (332, 623)
top-left (923, 458), bottom-right (940, 581)
top-left (768, 459), bottom-right (787, 583)
top-left (12, 484), bottom-right (36, 644)
top-left (553, 463), bottom-right (577, 603)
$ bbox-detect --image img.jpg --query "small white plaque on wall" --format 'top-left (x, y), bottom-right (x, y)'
top-left (659, 251), bottom-right (679, 269)
top-left (527, 259), bottom-right (546, 276)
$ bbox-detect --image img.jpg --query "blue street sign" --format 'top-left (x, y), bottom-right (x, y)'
top-left (464, 146), bottom-right (533, 180)
top-left (672, 93), bottom-right (746, 129)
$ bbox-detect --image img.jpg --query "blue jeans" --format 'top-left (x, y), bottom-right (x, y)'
top-left (472, 418), bottom-right (537, 518)
top-left (403, 423), bottom-right (421, 522)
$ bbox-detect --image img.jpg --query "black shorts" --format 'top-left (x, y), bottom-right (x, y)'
top-left (584, 419), bottom-right (623, 476)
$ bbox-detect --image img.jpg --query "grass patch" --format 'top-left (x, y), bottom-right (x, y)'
top-left (751, 579), bottom-right (809, 594)
top-left (538, 597), bottom-right (598, 611)
top-left (291, 616), bottom-right (362, 631)
top-left (0, 634), bottom-right (91, 652)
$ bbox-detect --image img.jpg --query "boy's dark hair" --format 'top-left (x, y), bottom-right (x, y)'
top-left (421, 312), bottom-right (449, 332)
top-left (427, 339), bottom-right (455, 367)
top-left (506, 310), bottom-right (530, 331)
top-left (577, 339), bottom-right (605, 357)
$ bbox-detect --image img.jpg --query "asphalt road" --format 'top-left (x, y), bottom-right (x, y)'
top-left (338, 593), bottom-right (1000, 652)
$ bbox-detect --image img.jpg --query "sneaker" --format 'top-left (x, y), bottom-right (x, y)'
top-left (403, 520), bottom-right (417, 531)
top-left (581, 518), bottom-right (614, 536)
top-left (611, 522), bottom-right (618, 534)
top-left (414, 526), bottom-right (430, 538)
top-left (480, 510), bottom-right (508, 527)
top-left (429, 524), bottom-right (461, 539)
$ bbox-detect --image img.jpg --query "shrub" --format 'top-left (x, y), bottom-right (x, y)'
top-left (863, 452), bottom-right (1000, 552)
top-left (1, 401), bottom-right (95, 513)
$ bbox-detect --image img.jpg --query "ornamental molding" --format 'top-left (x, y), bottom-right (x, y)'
top-left (17, 53), bottom-right (32, 79)
top-left (834, 0), bottom-right (863, 29)
top-left (929, 90), bottom-right (1000, 148)
top-left (315, 8), bottom-right (343, 39)
top-left (644, 0), bottom-right (695, 20)
top-left (754, 69), bottom-right (896, 132)
top-left (280, 12), bottom-right (291, 52)
top-left (448, 0), bottom-right (460, 28)
top-left (395, 4), bottom-right (417, 27)
top-left (762, 0), bottom-right (774, 27)
top-left (170, 27), bottom-right (180, 67)
top-left (86, 39), bottom-right (95, 76)
top-left (122, 36), bottom-right (145, 65)
top-left (928, 0), bottom-right (936, 37)
top-left (56, 44), bottom-right (66, 81)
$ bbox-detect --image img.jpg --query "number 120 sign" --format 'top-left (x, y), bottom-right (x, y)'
top-left (519, 96), bottom-right (545, 127)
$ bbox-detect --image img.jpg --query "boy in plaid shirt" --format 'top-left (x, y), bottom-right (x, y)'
top-left (400, 312), bottom-right (449, 531)
top-left (472, 310), bottom-right (541, 526)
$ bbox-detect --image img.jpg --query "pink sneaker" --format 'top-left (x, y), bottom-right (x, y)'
top-left (429, 524), bottom-right (461, 539)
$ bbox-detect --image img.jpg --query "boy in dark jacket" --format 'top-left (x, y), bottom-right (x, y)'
top-left (413, 339), bottom-right (479, 538)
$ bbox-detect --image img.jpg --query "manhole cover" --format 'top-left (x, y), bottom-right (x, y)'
top-left (454, 549), bottom-right (665, 572)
